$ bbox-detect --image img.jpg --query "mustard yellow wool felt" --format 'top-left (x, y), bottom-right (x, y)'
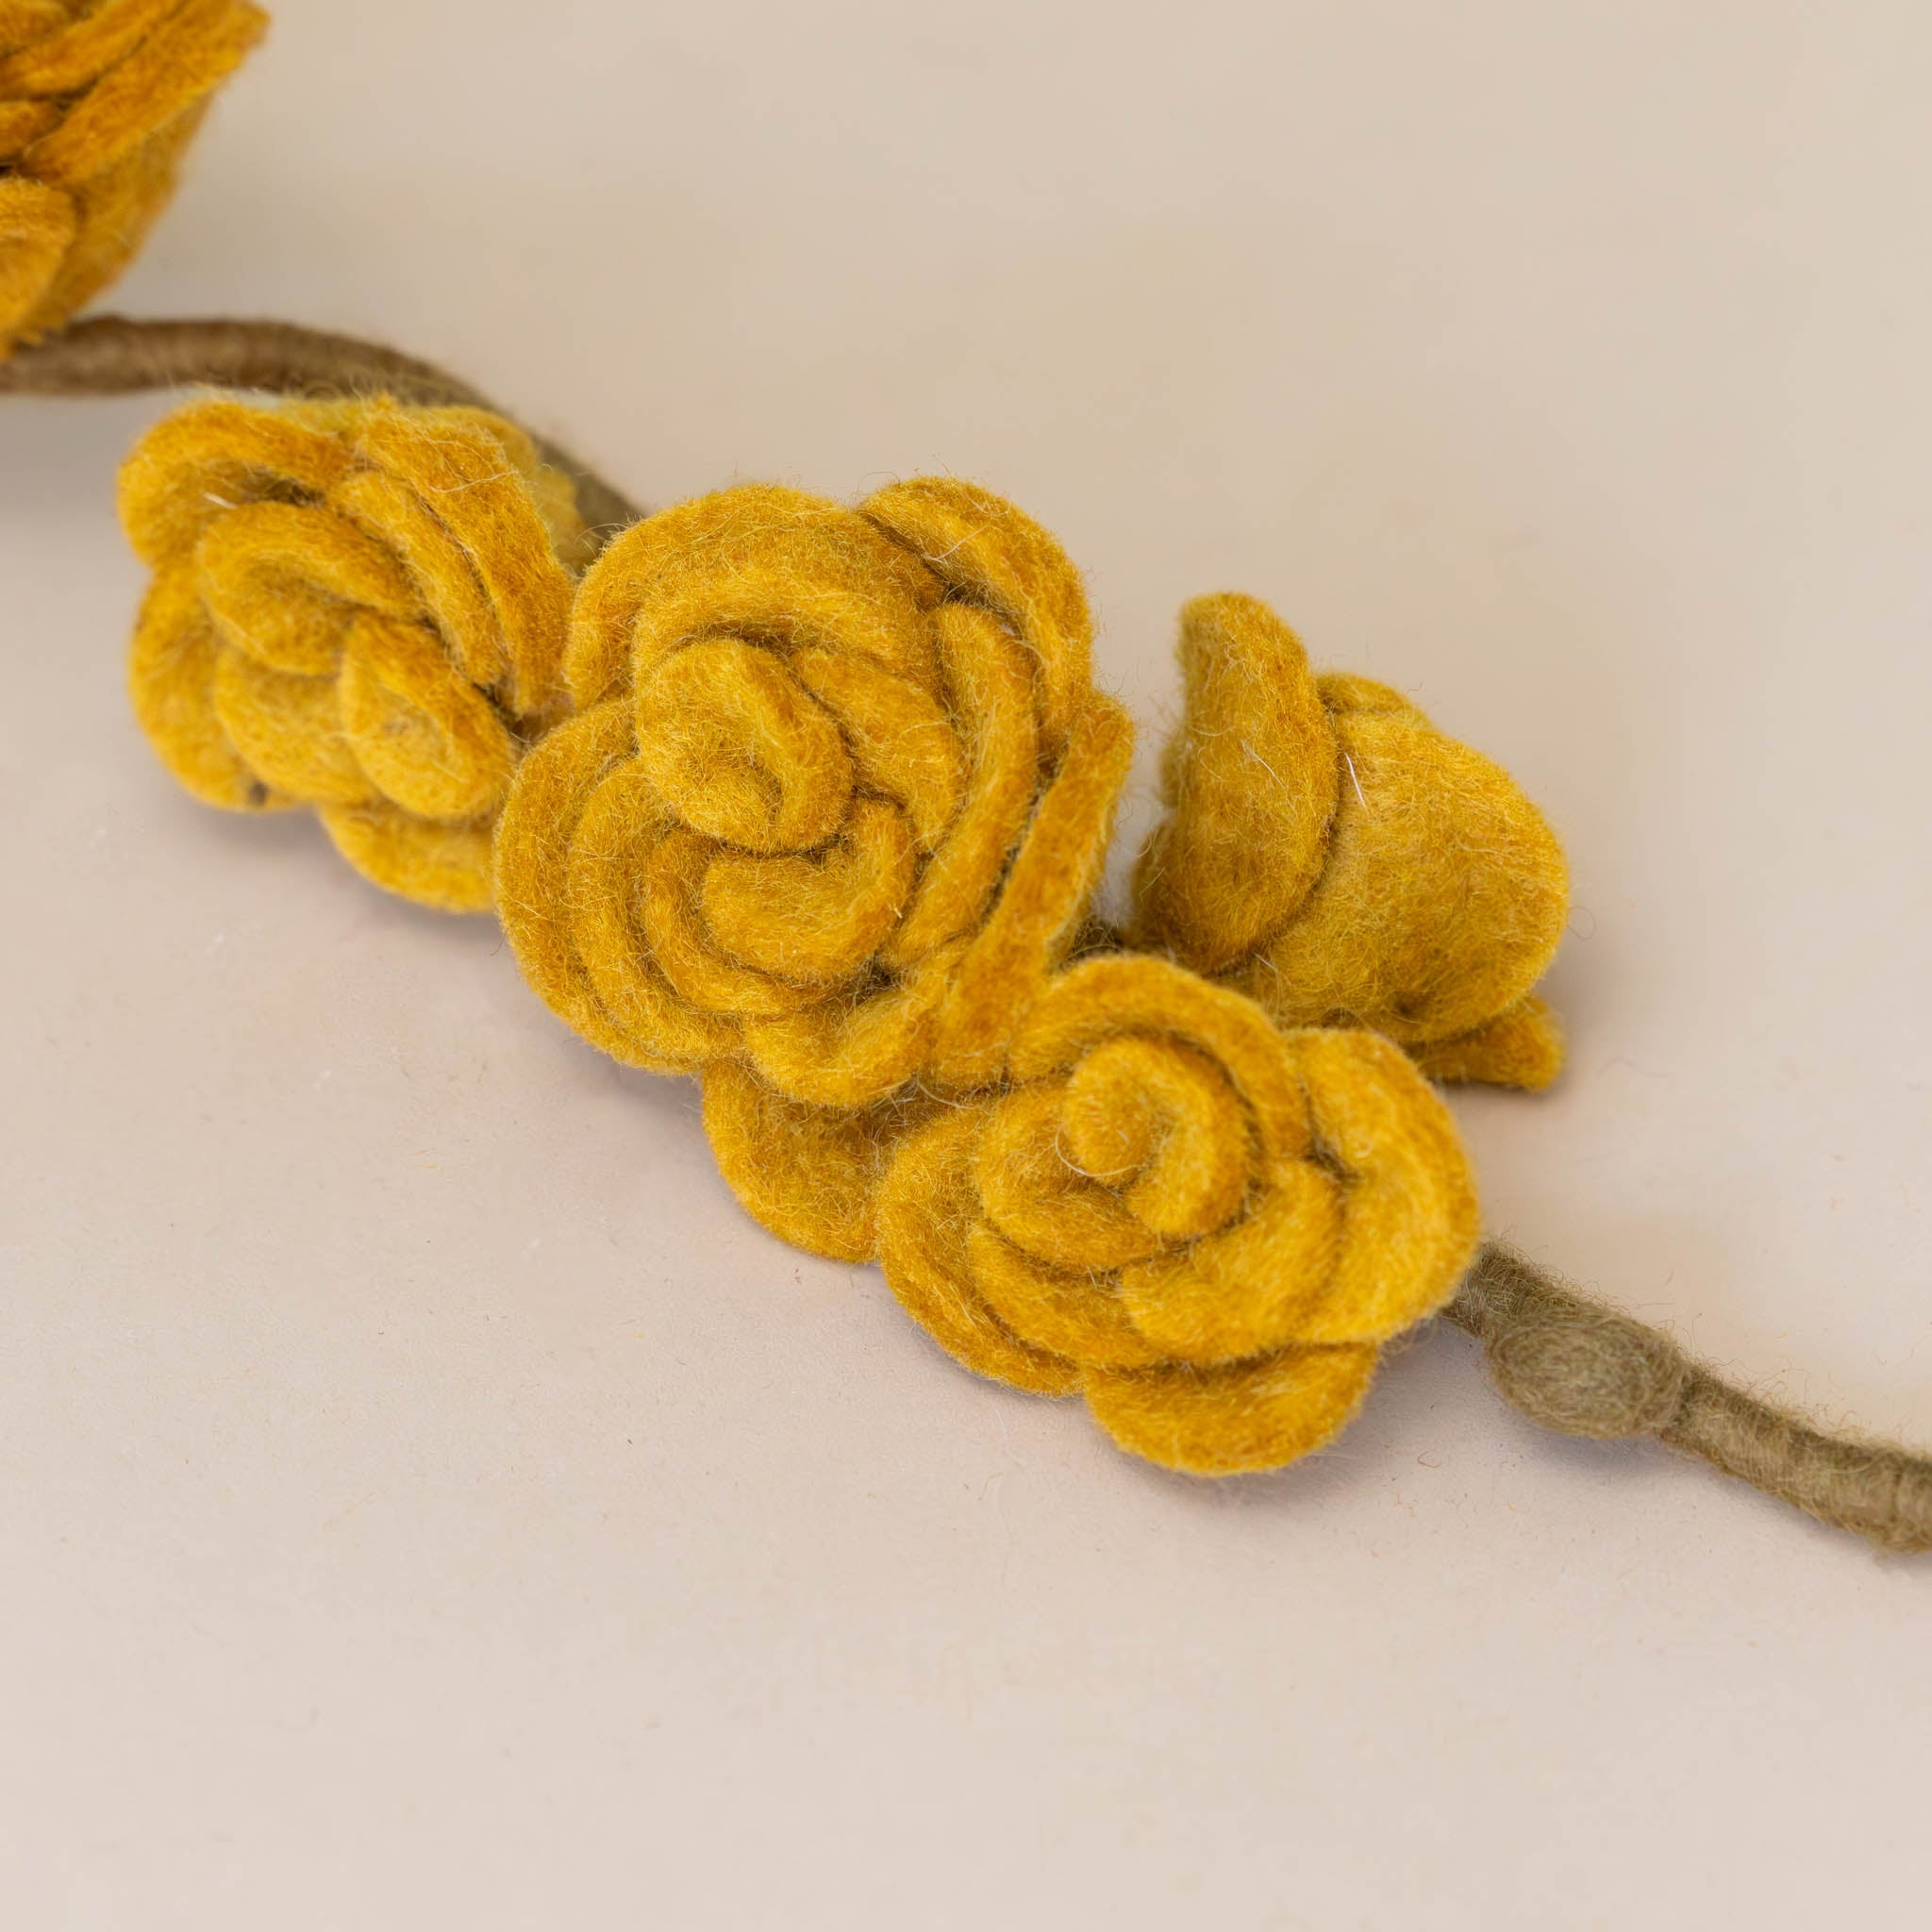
top-left (872, 953), bottom-right (1481, 1475)
top-left (0, 0), bottom-right (265, 354)
top-left (120, 393), bottom-right (590, 910)
top-left (701, 1062), bottom-right (942, 1263)
top-left (495, 478), bottom-right (1134, 1107)
top-left (1408, 994), bottom-right (1565, 1090)
top-left (1133, 593), bottom-right (1570, 1089)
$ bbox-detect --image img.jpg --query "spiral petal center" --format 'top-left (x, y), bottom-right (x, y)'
top-left (635, 637), bottom-right (853, 854)
top-left (1060, 1037), bottom-right (1253, 1242)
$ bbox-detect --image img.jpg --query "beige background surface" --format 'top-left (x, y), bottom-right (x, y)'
top-left (5, 3), bottom-right (1930, 1926)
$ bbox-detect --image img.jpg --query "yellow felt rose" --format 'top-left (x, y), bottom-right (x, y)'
top-left (872, 954), bottom-right (1480, 1474)
top-left (120, 394), bottom-right (588, 910)
top-left (497, 479), bottom-right (1132, 1108)
top-left (0, 0), bottom-right (265, 353)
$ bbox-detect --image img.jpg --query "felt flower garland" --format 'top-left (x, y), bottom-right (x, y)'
top-left (0, 0), bottom-right (264, 354)
top-left (3, 0), bottom-right (1926, 1543)
top-left (0, 352), bottom-right (1892, 1541)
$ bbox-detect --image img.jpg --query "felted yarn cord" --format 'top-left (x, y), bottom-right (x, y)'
top-left (495, 478), bottom-right (1134, 1115)
top-left (0, 0), bottom-right (265, 354)
top-left (1133, 593), bottom-right (1570, 1090)
top-left (871, 953), bottom-right (1481, 1474)
top-left (119, 393), bottom-right (591, 911)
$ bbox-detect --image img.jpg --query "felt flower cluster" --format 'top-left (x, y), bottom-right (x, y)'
top-left (120, 396), bottom-right (588, 908)
top-left (0, 0), bottom-right (264, 354)
top-left (114, 393), bottom-right (1567, 1477)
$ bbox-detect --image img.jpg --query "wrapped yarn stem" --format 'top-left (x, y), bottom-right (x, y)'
top-left (1448, 1244), bottom-right (1932, 1553)
top-left (0, 311), bottom-right (643, 533)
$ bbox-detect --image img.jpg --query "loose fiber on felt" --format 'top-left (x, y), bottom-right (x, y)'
top-left (0, 0), bottom-right (264, 354)
top-left (118, 392), bottom-right (591, 909)
top-left (871, 953), bottom-right (1481, 1475)
top-left (495, 477), bottom-right (1134, 1110)
top-left (1134, 593), bottom-right (1570, 1089)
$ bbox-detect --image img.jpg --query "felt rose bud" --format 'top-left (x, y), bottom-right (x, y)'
top-left (1132, 593), bottom-right (1571, 1089)
top-left (871, 954), bottom-right (1480, 1474)
top-left (119, 394), bottom-right (590, 910)
top-left (496, 479), bottom-right (1133, 1111)
top-left (0, 0), bottom-right (266, 355)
